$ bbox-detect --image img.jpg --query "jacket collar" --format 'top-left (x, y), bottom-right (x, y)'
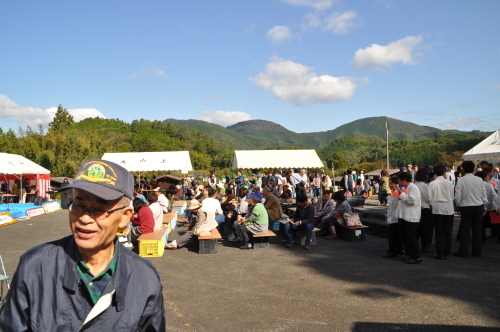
top-left (62, 236), bottom-right (129, 312)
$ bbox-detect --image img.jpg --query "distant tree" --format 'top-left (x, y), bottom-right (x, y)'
top-left (48, 105), bottom-right (74, 133)
top-left (438, 151), bottom-right (465, 166)
top-left (327, 152), bottom-right (348, 170)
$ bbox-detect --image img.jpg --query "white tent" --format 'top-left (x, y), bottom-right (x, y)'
top-left (462, 130), bottom-right (500, 163)
top-left (102, 151), bottom-right (193, 173)
top-left (231, 150), bottom-right (324, 170)
top-left (0, 153), bottom-right (51, 201)
top-left (0, 153), bottom-right (50, 175)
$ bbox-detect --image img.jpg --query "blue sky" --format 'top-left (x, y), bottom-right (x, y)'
top-left (1, 0), bottom-right (499, 134)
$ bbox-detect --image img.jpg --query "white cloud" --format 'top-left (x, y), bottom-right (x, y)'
top-left (352, 35), bottom-right (423, 72)
top-left (250, 57), bottom-right (368, 106)
top-left (300, 13), bottom-right (322, 30)
top-left (199, 110), bottom-right (253, 126)
top-left (130, 66), bottom-right (167, 79)
top-left (0, 94), bottom-right (106, 129)
top-left (323, 11), bottom-right (359, 34)
top-left (441, 117), bottom-right (480, 130)
top-left (281, 0), bottom-right (334, 10)
top-left (266, 26), bottom-right (293, 44)
top-left (493, 83), bottom-right (500, 90)
top-left (459, 102), bottom-right (474, 109)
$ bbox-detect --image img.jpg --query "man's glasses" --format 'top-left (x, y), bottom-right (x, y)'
top-left (68, 202), bottom-right (127, 220)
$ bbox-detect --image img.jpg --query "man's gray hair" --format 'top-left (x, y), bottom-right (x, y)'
top-left (262, 187), bottom-right (271, 192)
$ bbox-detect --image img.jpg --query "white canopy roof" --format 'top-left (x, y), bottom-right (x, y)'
top-left (462, 130), bottom-right (500, 163)
top-left (232, 150), bottom-right (324, 170)
top-left (0, 153), bottom-right (50, 175)
top-left (102, 151), bottom-right (193, 173)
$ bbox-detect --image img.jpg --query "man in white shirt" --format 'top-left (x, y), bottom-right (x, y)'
top-left (288, 170), bottom-right (306, 199)
top-left (200, 188), bottom-right (225, 224)
top-left (413, 168), bottom-right (432, 253)
top-left (274, 171), bottom-right (284, 195)
top-left (154, 187), bottom-right (170, 213)
top-left (454, 161), bottom-right (488, 258)
top-left (429, 165), bottom-right (455, 260)
top-left (397, 172), bottom-right (422, 264)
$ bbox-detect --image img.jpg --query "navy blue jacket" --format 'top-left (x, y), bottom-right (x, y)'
top-left (0, 236), bottom-right (165, 331)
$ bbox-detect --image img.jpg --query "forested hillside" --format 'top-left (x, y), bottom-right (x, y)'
top-left (0, 106), bottom-right (487, 178)
top-left (0, 106), bottom-right (234, 177)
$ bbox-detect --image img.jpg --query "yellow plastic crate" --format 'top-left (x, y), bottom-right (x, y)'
top-left (116, 227), bottom-right (126, 236)
top-left (138, 238), bottom-right (165, 257)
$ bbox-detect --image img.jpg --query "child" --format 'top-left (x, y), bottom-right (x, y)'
top-left (360, 190), bottom-right (367, 207)
top-left (382, 177), bottom-right (405, 258)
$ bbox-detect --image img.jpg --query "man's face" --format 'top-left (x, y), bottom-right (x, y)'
top-left (262, 190), bottom-right (269, 196)
top-left (414, 167), bottom-right (418, 171)
top-left (70, 189), bottom-right (132, 256)
top-left (155, 190), bottom-right (161, 196)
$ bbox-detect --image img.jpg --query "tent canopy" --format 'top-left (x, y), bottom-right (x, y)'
top-left (0, 153), bottom-right (50, 175)
top-left (232, 150), bottom-right (324, 170)
top-left (462, 130), bottom-right (500, 163)
top-left (102, 151), bottom-right (193, 173)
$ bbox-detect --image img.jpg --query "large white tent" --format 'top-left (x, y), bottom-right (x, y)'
top-left (102, 151), bottom-right (193, 173)
top-left (0, 153), bottom-right (51, 200)
top-left (462, 130), bottom-right (500, 163)
top-left (231, 150), bottom-right (324, 170)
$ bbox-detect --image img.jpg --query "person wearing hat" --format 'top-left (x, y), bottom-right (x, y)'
top-left (237, 191), bottom-right (269, 249)
top-left (165, 199), bottom-right (218, 250)
top-left (154, 187), bottom-right (170, 213)
top-left (0, 159), bottom-right (165, 331)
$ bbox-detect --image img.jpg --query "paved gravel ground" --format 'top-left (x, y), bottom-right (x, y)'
top-left (1, 200), bottom-right (500, 332)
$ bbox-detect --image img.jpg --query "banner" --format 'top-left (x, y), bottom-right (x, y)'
top-left (26, 207), bottom-right (46, 218)
top-left (43, 199), bottom-right (62, 214)
top-left (0, 213), bottom-right (17, 227)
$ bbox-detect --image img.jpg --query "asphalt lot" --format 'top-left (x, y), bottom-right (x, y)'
top-left (1, 198), bottom-right (500, 331)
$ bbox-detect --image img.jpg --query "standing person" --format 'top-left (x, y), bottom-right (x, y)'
top-left (343, 169), bottom-right (354, 196)
top-left (383, 177), bottom-right (405, 258)
top-left (288, 170), bottom-right (306, 199)
top-left (414, 168), bottom-right (433, 253)
top-left (284, 195), bottom-right (315, 250)
top-left (397, 172), bottom-right (422, 264)
top-left (454, 161), bottom-right (488, 258)
top-left (363, 176), bottom-right (372, 198)
top-left (379, 170), bottom-right (391, 206)
top-left (235, 170), bottom-right (244, 192)
top-left (429, 165), bottom-right (455, 260)
top-left (154, 187), bottom-right (170, 213)
top-left (312, 172), bottom-right (321, 197)
top-left (208, 173), bottom-right (217, 189)
top-left (274, 171), bottom-right (284, 195)
top-left (358, 170), bottom-right (365, 188)
top-left (476, 170), bottom-right (497, 244)
top-left (0, 159), bottom-right (165, 331)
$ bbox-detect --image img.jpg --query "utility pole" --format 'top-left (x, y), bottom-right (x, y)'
top-left (331, 162), bottom-right (335, 180)
top-left (386, 121), bottom-right (389, 169)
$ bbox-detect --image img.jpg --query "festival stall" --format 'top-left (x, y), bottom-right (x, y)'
top-left (231, 150), bottom-right (324, 170)
top-left (102, 151), bottom-right (193, 173)
top-left (462, 130), bottom-right (500, 163)
top-left (0, 153), bottom-right (51, 201)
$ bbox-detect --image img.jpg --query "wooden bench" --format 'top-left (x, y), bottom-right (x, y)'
top-left (137, 226), bottom-right (169, 257)
top-left (251, 230), bottom-right (276, 249)
top-left (338, 225), bottom-right (369, 242)
top-left (197, 228), bottom-right (222, 254)
top-left (163, 210), bottom-right (177, 230)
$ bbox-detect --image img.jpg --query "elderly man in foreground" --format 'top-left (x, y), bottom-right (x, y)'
top-left (0, 159), bottom-right (165, 331)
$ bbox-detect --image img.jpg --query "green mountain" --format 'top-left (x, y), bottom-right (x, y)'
top-left (223, 117), bottom-right (490, 150)
top-left (163, 119), bottom-right (281, 150)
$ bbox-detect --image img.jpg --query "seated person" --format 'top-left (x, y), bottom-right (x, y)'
top-left (134, 188), bottom-right (147, 203)
top-left (314, 190), bottom-right (333, 228)
top-left (262, 186), bottom-right (283, 223)
top-left (228, 188), bottom-right (250, 242)
top-left (284, 195), bottom-right (315, 250)
top-left (237, 191), bottom-right (269, 249)
top-left (172, 182), bottom-right (184, 200)
top-left (221, 188), bottom-right (237, 236)
top-left (165, 200), bottom-right (218, 250)
top-left (320, 191), bottom-right (352, 239)
top-left (279, 185), bottom-right (293, 202)
top-left (124, 197), bottom-right (155, 248)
